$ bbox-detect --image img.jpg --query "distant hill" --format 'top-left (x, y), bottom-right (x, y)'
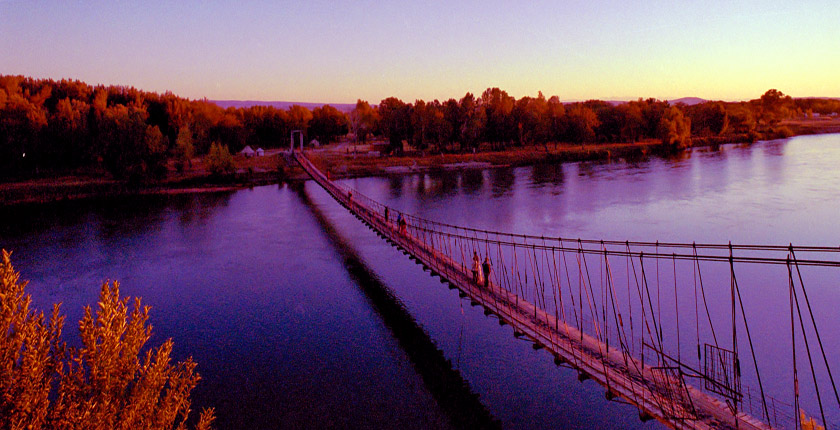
top-left (212, 97), bottom-right (716, 112)
top-left (211, 100), bottom-right (357, 112)
top-left (593, 97), bottom-right (708, 106)
top-left (668, 97), bottom-right (707, 106)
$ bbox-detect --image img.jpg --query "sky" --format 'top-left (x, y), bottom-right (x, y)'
top-left (1, 0), bottom-right (838, 104)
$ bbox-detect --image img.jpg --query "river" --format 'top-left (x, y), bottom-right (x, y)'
top-left (2, 133), bottom-right (840, 429)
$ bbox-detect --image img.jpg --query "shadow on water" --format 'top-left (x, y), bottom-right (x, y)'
top-left (292, 184), bottom-right (501, 430)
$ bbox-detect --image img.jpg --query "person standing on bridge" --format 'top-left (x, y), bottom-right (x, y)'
top-left (482, 256), bottom-right (491, 289)
top-left (472, 252), bottom-right (483, 286)
top-left (399, 214), bottom-right (407, 235)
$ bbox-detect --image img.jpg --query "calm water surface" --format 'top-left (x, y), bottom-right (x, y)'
top-left (3, 134), bottom-right (840, 429)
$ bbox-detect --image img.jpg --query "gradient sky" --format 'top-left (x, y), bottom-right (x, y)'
top-left (1, 0), bottom-right (838, 103)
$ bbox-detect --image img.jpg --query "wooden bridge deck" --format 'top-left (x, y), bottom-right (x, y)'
top-left (294, 152), bottom-right (772, 430)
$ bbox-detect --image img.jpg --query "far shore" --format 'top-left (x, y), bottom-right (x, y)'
top-left (3, 117), bottom-right (840, 208)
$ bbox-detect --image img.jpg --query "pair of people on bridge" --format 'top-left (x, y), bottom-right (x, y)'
top-left (472, 252), bottom-right (491, 288)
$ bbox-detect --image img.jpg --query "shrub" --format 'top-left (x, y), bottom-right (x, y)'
top-left (204, 142), bottom-right (235, 177)
top-left (0, 250), bottom-right (214, 430)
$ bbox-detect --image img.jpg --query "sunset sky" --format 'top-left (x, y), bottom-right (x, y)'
top-left (1, 0), bottom-right (838, 103)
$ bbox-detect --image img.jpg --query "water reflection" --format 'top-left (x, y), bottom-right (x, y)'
top-left (529, 163), bottom-right (565, 188)
top-left (295, 184), bottom-right (500, 429)
top-left (490, 168), bottom-right (515, 197)
top-left (460, 169), bottom-right (485, 195)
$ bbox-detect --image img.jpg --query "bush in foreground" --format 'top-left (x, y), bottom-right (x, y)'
top-left (0, 250), bottom-right (214, 430)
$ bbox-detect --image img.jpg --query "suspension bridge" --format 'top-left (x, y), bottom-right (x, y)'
top-left (292, 150), bottom-right (840, 430)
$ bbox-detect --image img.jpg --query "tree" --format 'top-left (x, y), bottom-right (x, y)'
top-left (480, 87), bottom-right (515, 148)
top-left (513, 93), bottom-right (550, 149)
top-left (287, 105), bottom-right (313, 142)
top-left (564, 104), bottom-right (599, 145)
top-left (241, 105), bottom-right (288, 149)
top-left (204, 142), bottom-right (235, 177)
top-left (617, 102), bottom-right (644, 142)
top-left (458, 93), bottom-right (485, 151)
top-left (349, 100), bottom-right (377, 144)
top-left (0, 250), bottom-right (214, 429)
top-left (685, 102), bottom-right (728, 136)
top-left (308, 105), bottom-right (348, 144)
top-left (546, 96), bottom-right (566, 145)
top-left (658, 106), bottom-right (692, 149)
top-left (174, 125), bottom-right (194, 172)
top-left (377, 97), bottom-right (412, 153)
top-left (727, 102), bottom-right (757, 135)
top-left (757, 89), bottom-right (794, 127)
top-left (100, 104), bottom-right (167, 182)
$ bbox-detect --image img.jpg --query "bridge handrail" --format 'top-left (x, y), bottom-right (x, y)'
top-left (296, 153), bottom-right (840, 267)
top-left (294, 151), bottom-right (840, 430)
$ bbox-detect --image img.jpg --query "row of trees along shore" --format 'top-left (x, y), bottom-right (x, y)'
top-left (2, 75), bottom-right (839, 182)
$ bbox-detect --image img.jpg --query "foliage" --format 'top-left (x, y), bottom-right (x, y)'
top-left (100, 104), bottom-right (169, 182)
top-left (174, 126), bottom-right (194, 172)
top-left (757, 89), bottom-right (795, 127)
top-left (377, 97), bottom-right (412, 153)
top-left (0, 250), bottom-right (214, 430)
top-left (0, 72), bottom-right (826, 179)
top-left (564, 104), bottom-right (599, 144)
top-left (685, 102), bottom-right (729, 136)
top-left (309, 105), bottom-right (348, 144)
top-left (349, 100), bottom-right (377, 144)
top-left (204, 142), bottom-right (235, 177)
top-left (659, 106), bottom-right (692, 149)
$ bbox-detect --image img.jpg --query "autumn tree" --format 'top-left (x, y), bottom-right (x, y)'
top-left (564, 104), bottom-right (599, 145)
top-left (658, 105), bottom-right (692, 149)
top-left (241, 105), bottom-right (289, 149)
top-left (0, 250), bottom-right (214, 430)
top-left (174, 125), bottom-right (194, 172)
top-left (100, 104), bottom-right (168, 182)
top-left (458, 93), bottom-right (486, 150)
top-left (685, 101), bottom-right (729, 136)
top-left (309, 105), bottom-right (348, 143)
top-left (0, 91), bottom-right (48, 178)
top-left (205, 142), bottom-right (235, 177)
top-left (756, 89), bottom-right (794, 127)
top-left (377, 97), bottom-right (413, 153)
top-left (480, 87), bottom-right (515, 148)
top-left (545, 96), bottom-right (566, 145)
top-left (349, 100), bottom-right (377, 144)
top-left (287, 105), bottom-right (313, 143)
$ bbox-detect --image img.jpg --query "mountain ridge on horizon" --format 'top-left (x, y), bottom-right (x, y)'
top-left (210, 97), bottom-right (710, 111)
top-left (210, 96), bottom-right (840, 111)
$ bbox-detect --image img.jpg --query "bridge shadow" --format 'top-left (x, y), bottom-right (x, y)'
top-left (293, 184), bottom-right (501, 430)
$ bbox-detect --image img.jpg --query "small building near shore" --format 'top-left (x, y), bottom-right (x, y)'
top-left (256, 147), bottom-right (265, 157)
top-left (240, 146), bottom-right (256, 157)
top-left (309, 139), bottom-right (320, 147)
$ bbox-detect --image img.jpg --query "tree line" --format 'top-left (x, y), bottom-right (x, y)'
top-left (0, 76), bottom-right (348, 181)
top-left (2, 74), bottom-right (837, 182)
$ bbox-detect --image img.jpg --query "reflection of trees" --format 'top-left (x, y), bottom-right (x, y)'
top-left (170, 192), bottom-right (234, 226)
top-left (490, 168), bottom-right (515, 197)
top-left (530, 163), bottom-right (564, 187)
top-left (387, 175), bottom-right (404, 199)
top-left (460, 169), bottom-right (485, 195)
top-left (294, 185), bottom-right (500, 429)
top-left (426, 170), bottom-right (458, 197)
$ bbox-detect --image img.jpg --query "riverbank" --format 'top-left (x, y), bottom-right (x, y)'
top-left (3, 118), bottom-right (840, 207)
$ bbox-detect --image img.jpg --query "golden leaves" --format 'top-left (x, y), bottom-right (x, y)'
top-left (0, 250), bottom-right (214, 430)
